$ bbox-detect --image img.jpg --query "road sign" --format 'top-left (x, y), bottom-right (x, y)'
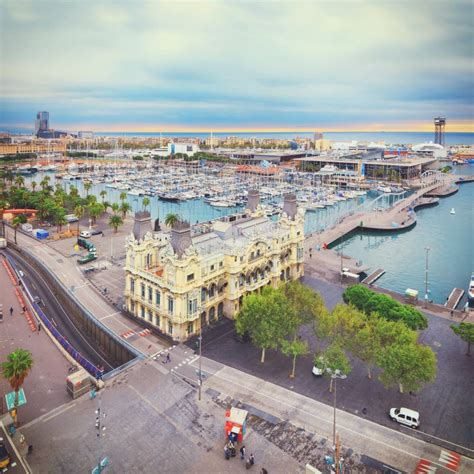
top-left (5, 388), bottom-right (27, 411)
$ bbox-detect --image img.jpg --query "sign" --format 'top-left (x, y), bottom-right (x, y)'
top-left (91, 457), bottom-right (109, 474)
top-left (5, 388), bottom-right (27, 411)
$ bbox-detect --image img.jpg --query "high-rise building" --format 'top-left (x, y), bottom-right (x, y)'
top-left (434, 117), bottom-right (446, 146)
top-left (35, 111), bottom-right (49, 135)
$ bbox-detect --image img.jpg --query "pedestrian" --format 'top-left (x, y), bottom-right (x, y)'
top-left (240, 445), bottom-right (246, 460)
top-left (261, 469), bottom-right (268, 474)
top-left (9, 306), bottom-right (13, 316)
top-left (37, 322), bottom-right (41, 333)
top-left (250, 454), bottom-right (255, 466)
top-left (166, 353), bottom-right (171, 363)
top-left (224, 444), bottom-right (230, 460)
top-left (23, 305), bottom-right (26, 313)
top-left (450, 310), bottom-right (454, 318)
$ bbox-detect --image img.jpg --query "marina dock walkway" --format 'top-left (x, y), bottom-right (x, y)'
top-left (445, 288), bottom-right (465, 310)
top-left (362, 268), bottom-right (385, 285)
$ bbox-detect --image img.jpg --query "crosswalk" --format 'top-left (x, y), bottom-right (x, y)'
top-left (121, 328), bottom-right (152, 339)
top-left (415, 449), bottom-right (462, 473)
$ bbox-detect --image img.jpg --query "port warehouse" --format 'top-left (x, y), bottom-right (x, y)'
top-left (294, 156), bottom-right (438, 181)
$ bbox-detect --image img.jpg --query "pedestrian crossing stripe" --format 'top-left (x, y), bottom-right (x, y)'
top-left (439, 450), bottom-right (461, 471)
top-left (138, 328), bottom-right (151, 337)
top-left (415, 459), bottom-right (437, 474)
top-left (121, 330), bottom-right (135, 339)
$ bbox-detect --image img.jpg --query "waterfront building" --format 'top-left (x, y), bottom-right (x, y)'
top-left (124, 192), bottom-right (305, 341)
top-left (35, 111), bottom-right (49, 135)
top-left (168, 141), bottom-right (199, 156)
top-left (0, 141), bottom-right (67, 155)
top-left (78, 131), bottom-right (94, 139)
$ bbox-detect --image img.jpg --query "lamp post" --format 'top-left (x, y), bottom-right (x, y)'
top-left (424, 246), bottom-right (430, 307)
top-left (198, 325), bottom-right (203, 401)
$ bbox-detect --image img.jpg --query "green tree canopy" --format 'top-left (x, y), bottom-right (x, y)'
top-left (236, 286), bottom-right (296, 363)
top-left (164, 213), bottom-right (180, 228)
top-left (109, 214), bottom-right (124, 233)
top-left (451, 323), bottom-right (474, 356)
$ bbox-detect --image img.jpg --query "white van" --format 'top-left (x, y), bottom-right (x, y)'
top-left (21, 223), bottom-right (33, 233)
top-left (389, 407), bottom-right (420, 428)
top-left (79, 230), bottom-right (92, 238)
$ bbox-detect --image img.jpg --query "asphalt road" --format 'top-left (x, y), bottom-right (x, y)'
top-left (4, 248), bottom-right (116, 372)
top-left (200, 277), bottom-right (474, 452)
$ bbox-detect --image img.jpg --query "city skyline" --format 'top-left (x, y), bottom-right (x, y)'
top-left (1, 0), bottom-right (473, 132)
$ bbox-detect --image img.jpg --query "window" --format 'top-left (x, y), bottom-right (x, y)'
top-left (240, 256), bottom-right (243, 262)
top-left (187, 273), bottom-right (194, 282)
top-left (210, 264), bottom-right (215, 271)
top-left (141, 283), bottom-right (145, 299)
top-left (155, 314), bottom-right (160, 328)
top-left (130, 301), bottom-right (135, 313)
top-left (141, 306), bottom-right (145, 318)
top-left (130, 279), bottom-right (135, 293)
top-left (155, 290), bottom-right (161, 306)
top-left (168, 321), bottom-right (173, 334)
top-left (168, 297), bottom-right (174, 314)
top-left (187, 322), bottom-right (193, 334)
top-left (146, 253), bottom-right (152, 268)
top-left (147, 310), bottom-right (153, 322)
top-left (201, 287), bottom-right (206, 302)
top-left (188, 298), bottom-right (198, 315)
top-left (219, 261), bottom-right (223, 267)
top-left (148, 286), bottom-right (153, 302)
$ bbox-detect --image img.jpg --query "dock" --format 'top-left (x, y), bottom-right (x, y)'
top-left (445, 288), bottom-right (465, 310)
top-left (362, 268), bottom-right (386, 285)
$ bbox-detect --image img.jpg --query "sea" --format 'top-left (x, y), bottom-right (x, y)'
top-left (4, 130), bottom-right (474, 145)
top-left (333, 165), bottom-right (473, 305)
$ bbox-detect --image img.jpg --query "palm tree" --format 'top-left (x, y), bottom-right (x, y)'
top-left (119, 191), bottom-right (127, 202)
top-left (119, 201), bottom-right (132, 219)
top-left (69, 185), bottom-right (79, 200)
top-left (31, 181), bottom-right (37, 192)
top-left (84, 182), bottom-right (92, 198)
top-left (111, 202), bottom-right (120, 215)
top-left (14, 176), bottom-right (25, 188)
top-left (74, 205), bottom-right (84, 234)
top-left (1, 348), bottom-right (34, 426)
top-left (108, 214), bottom-right (123, 233)
top-left (164, 213), bottom-right (180, 228)
top-left (12, 215), bottom-right (26, 244)
top-left (142, 197), bottom-right (150, 212)
top-left (100, 190), bottom-right (107, 203)
top-left (88, 202), bottom-right (104, 225)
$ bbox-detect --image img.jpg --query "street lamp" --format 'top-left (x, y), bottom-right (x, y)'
top-left (198, 325), bottom-right (203, 401)
top-left (424, 247), bottom-right (430, 307)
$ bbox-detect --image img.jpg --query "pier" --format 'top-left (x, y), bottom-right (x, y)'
top-left (445, 288), bottom-right (465, 310)
top-left (362, 268), bottom-right (386, 285)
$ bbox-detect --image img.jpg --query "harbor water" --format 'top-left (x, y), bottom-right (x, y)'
top-left (333, 165), bottom-right (473, 304)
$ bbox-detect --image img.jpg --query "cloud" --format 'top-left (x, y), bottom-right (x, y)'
top-left (0, 0), bottom-right (473, 130)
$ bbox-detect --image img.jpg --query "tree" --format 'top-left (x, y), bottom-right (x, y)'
top-left (74, 205), bottom-right (84, 234)
top-left (84, 181), bottom-right (92, 197)
top-left (451, 323), bottom-right (474, 356)
top-left (120, 201), bottom-right (132, 219)
top-left (108, 214), bottom-right (123, 233)
top-left (142, 197), bottom-right (150, 212)
top-left (324, 304), bottom-right (365, 345)
top-left (119, 191), bottom-right (127, 202)
top-left (342, 285), bottom-right (373, 309)
top-left (1, 348), bottom-right (34, 425)
top-left (236, 286), bottom-right (295, 363)
top-left (100, 190), bottom-right (107, 203)
top-left (111, 202), bottom-right (120, 215)
top-left (318, 342), bottom-right (351, 392)
top-left (53, 206), bottom-right (67, 232)
top-left (31, 180), bottom-right (37, 192)
top-left (281, 337), bottom-right (309, 378)
top-left (12, 215), bottom-right (27, 244)
top-left (377, 343), bottom-right (437, 393)
top-left (88, 202), bottom-right (104, 224)
top-left (165, 213), bottom-right (180, 228)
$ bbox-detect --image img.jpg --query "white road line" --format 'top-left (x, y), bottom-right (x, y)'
top-left (188, 356), bottom-right (199, 365)
top-left (99, 311), bottom-right (121, 321)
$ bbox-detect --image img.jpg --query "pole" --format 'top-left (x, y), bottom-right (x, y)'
top-left (198, 325), bottom-right (202, 401)
top-left (333, 377), bottom-right (336, 446)
top-left (424, 247), bottom-right (430, 307)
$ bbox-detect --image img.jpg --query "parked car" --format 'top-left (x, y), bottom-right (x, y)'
top-left (91, 230), bottom-right (103, 236)
top-left (389, 407), bottom-right (420, 428)
top-left (77, 253), bottom-right (97, 265)
top-left (312, 355), bottom-right (326, 377)
top-left (65, 214), bottom-right (79, 223)
top-left (79, 230), bottom-right (92, 238)
top-left (0, 438), bottom-right (11, 469)
top-left (0, 304), bottom-right (3, 322)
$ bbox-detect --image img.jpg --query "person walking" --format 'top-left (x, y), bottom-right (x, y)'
top-left (9, 306), bottom-right (13, 316)
top-left (166, 353), bottom-right (171, 363)
top-left (37, 322), bottom-right (41, 333)
top-left (240, 445), bottom-right (246, 460)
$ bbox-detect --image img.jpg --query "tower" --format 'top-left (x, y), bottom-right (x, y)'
top-left (434, 117), bottom-right (446, 146)
top-left (35, 111), bottom-right (49, 135)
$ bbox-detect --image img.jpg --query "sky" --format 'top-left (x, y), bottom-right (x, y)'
top-left (0, 0), bottom-right (473, 132)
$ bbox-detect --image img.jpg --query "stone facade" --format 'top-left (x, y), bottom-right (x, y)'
top-left (124, 193), bottom-right (305, 342)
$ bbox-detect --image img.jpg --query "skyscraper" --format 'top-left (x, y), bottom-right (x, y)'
top-left (434, 117), bottom-right (446, 146)
top-left (35, 111), bottom-right (49, 135)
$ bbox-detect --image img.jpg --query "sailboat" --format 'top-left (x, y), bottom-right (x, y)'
top-left (450, 208), bottom-right (455, 215)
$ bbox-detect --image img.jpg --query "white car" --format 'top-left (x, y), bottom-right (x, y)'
top-left (389, 407), bottom-right (420, 428)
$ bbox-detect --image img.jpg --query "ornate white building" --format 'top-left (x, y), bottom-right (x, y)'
top-left (124, 191), bottom-right (305, 341)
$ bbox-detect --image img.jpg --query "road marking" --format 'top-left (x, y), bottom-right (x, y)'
top-left (439, 450), bottom-right (461, 471)
top-left (99, 311), bottom-right (121, 321)
top-left (188, 356), bottom-right (199, 365)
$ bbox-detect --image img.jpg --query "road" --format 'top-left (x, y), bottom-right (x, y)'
top-left (4, 247), bottom-right (116, 372)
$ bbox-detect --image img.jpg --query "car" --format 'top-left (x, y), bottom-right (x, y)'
top-left (389, 407), bottom-right (420, 428)
top-left (91, 230), bottom-right (103, 236)
top-left (79, 230), bottom-right (92, 238)
top-left (18, 270), bottom-right (24, 278)
top-left (0, 438), bottom-right (11, 469)
top-left (312, 355), bottom-right (326, 377)
top-left (77, 253), bottom-right (97, 265)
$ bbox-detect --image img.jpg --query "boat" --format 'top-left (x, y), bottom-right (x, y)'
top-left (468, 274), bottom-right (474, 303)
top-left (450, 208), bottom-right (455, 215)
top-left (158, 193), bottom-right (180, 202)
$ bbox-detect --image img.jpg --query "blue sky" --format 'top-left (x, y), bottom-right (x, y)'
top-left (0, 0), bottom-right (473, 132)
